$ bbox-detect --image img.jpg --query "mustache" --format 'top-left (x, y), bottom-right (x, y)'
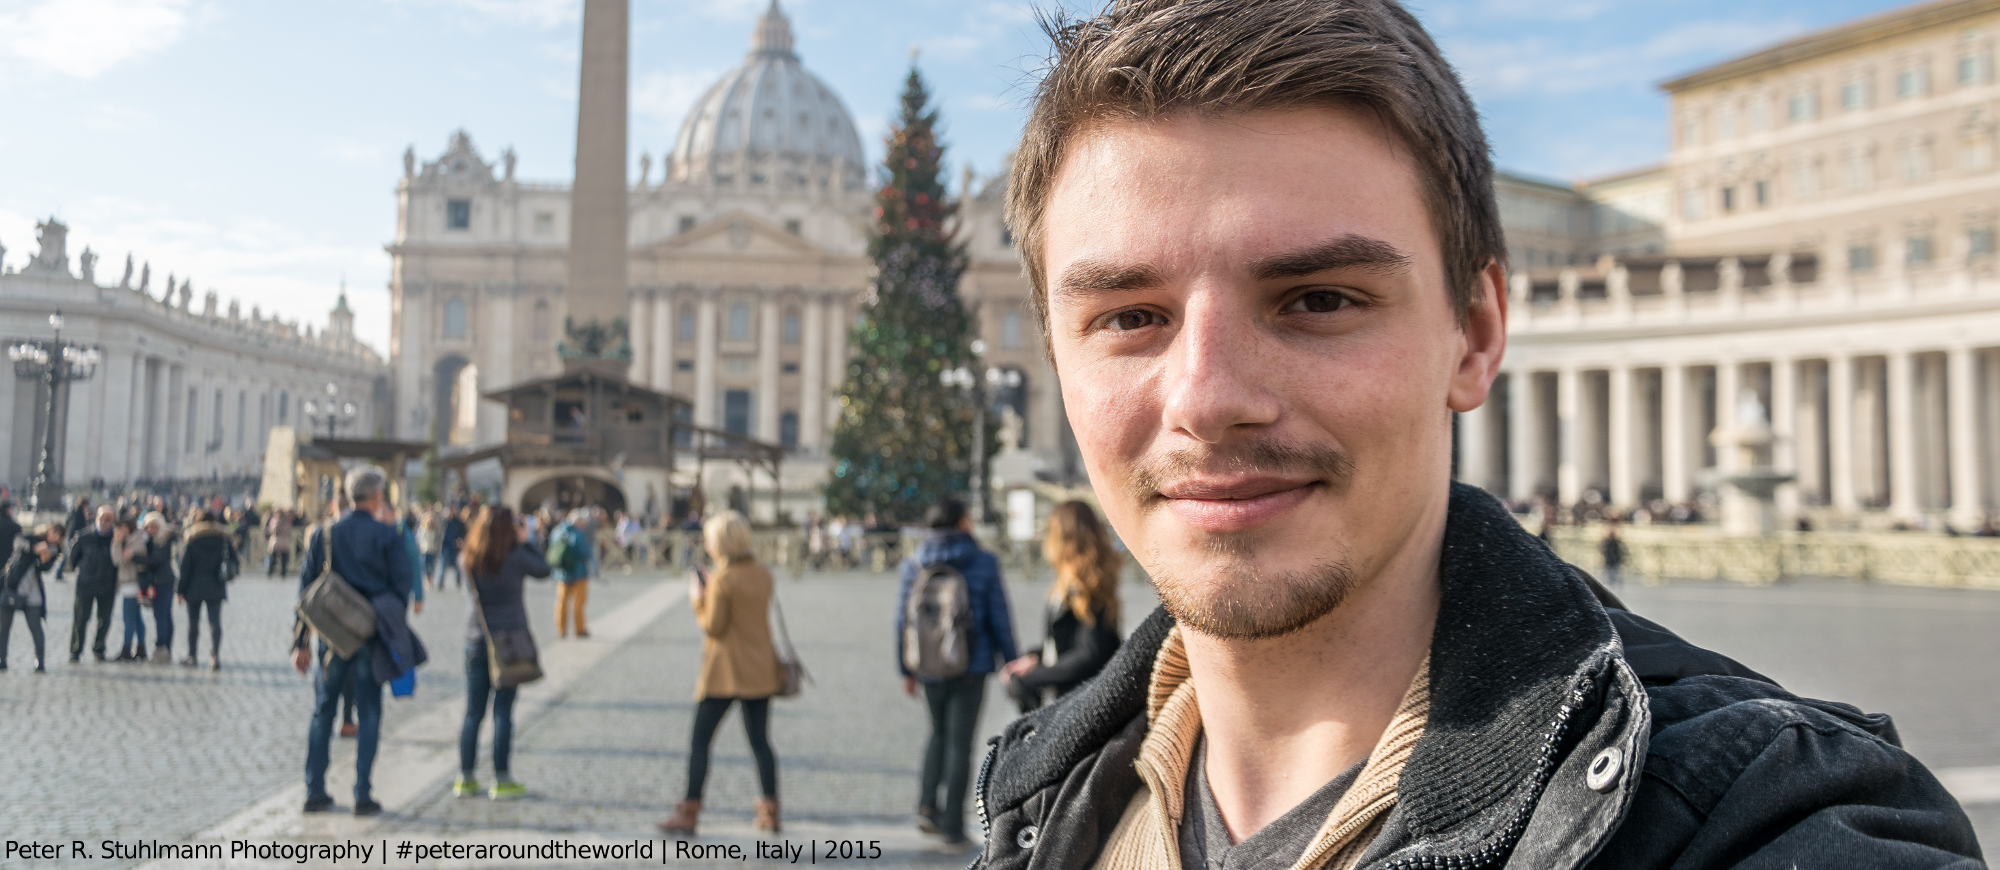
top-left (1127, 439), bottom-right (1354, 499)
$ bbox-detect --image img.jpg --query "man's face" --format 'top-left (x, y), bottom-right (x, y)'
top-left (96, 507), bottom-right (114, 531)
top-left (1040, 106), bottom-right (1502, 639)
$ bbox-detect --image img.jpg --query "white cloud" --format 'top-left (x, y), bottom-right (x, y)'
top-left (634, 68), bottom-right (720, 123)
top-left (400, 0), bottom-right (578, 29)
top-left (0, 0), bottom-right (191, 79)
top-left (0, 199), bottom-right (391, 355)
top-left (1449, 16), bottom-right (1807, 98)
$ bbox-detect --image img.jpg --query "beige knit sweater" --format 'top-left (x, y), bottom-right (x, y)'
top-left (1090, 627), bottom-right (1432, 870)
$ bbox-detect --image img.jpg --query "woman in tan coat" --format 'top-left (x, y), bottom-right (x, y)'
top-left (657, 510), bottom-right (782, 835)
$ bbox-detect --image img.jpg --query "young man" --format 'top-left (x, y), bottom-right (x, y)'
top-left (295, 466), bottom-right (415, 816)
top-left (897, 497), bottom-right (1018, 850)
top-left (973, 2), bottom-right (1982, 868)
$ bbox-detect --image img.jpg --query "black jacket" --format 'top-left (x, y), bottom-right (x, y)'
top-left (136, 537), bottom-right (175, 597)
top-left (1011, 600), bottom-right (1121, 712)
top-left (0, 513), bottom-right (20, 563)
top-left (972, 483), bottom-right (1982, 870)
top-left (67, 525), bottom-right (119, 596)
top-left (176, 522), bottom-right (236, 602)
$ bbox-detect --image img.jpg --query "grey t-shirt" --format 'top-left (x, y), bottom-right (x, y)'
top-left (1178, 736), bottom-right (1365, 870)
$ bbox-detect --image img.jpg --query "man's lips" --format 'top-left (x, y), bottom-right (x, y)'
top-left (1155, 477), bottom-right (1321, 533)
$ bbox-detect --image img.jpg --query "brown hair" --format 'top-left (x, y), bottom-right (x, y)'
top-left (463, 505), bottom-right (518, 579)
top-left (1043, 500), bottom-right (1121, 627)
top-left (1007, 0), bottom-right (1503, 334)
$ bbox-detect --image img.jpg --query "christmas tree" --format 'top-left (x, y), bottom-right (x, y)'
top-left (824, 66), bottom-right (989, 523)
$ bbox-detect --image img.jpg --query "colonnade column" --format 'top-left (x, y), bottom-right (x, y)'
top-left (798, 293), bottom-right (826, 452)
top-left (650, 292), bottom-right (673, 389)
top-left (1507, 370), bottom-right (1539, 502)
top-left (1661, 363), bottom-right (1689, 503)
top-left (485, 292), bottom-right (516, 444)
top-left (1886, 350), bottom-right (1919, 520)
top-left (1608, 364), bottom-right (1636, 508)
top-left (1828, 353), bottom-right (1858, 512)
top-left (1456, 397), bottom-right (1491, 493)
top-left (121, 353), bottom-right (144, 483)
top-left (1713, 359), bottom-right (1740, 477)
top-left (825, 296), bottom-right (848, 438)
top-left (1556, 366), bottom-right (1581, 505)
top-left (757, 293), bottom-right (781, 443)
top-left (1771, 357), bottom-right (1798, 518)
top-left (694, 288), bottom-right (719, 428)
top-left (629, 292), bottom-right (651, 386)
top-left (1947, 345), bottom-right (1984, 528)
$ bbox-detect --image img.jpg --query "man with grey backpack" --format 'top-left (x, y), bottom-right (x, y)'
top-left (895, 496), bottom-right (1017, 851)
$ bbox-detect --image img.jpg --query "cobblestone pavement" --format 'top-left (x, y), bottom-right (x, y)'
top-left (4, 562), bottom-right (1995, 867)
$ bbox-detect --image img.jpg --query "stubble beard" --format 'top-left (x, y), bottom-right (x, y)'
top-left (1131, 439), bottom-right (1359, 640)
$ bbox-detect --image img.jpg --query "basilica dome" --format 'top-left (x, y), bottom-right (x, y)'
top-left (669, 1), bottom-right (867, 192)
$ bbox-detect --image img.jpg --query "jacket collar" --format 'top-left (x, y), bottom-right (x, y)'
top-left (986, 482), bottom-right (1622, 862)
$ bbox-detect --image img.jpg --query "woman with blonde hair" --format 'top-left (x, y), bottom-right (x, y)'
top-left (1002, 500), bottom-right (1124, 712)
top-left (658, 510), bottom-right (783, 835)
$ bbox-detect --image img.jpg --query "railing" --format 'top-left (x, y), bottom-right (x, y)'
top-left (1544, 524), bottom-right (2000, 589)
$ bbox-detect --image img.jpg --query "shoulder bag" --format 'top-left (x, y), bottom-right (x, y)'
top-left (472, 569), bottom-right (544, 689)
top-left (296, 526), bottom-right (377, 660)
top-left (770, 587), bottom-right (810, 698)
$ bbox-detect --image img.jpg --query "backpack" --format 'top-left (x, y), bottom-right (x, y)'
top-left (902, 562), bottom-right (972, 679)
top-left (546, 525), bottom-right (573, 576)
top-left (549, 524), bottom-right (589, 578)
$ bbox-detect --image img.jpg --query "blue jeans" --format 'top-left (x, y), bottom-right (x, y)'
top-left (149, 592), bottom-right (174, 652)
top-left (459, 643), bottom-right (518, 778)
top-left (120, 597), bottom-right (146, 651)
top-left (421, 553), bottom-right (439, 584)
top-left (436, 548), bottom-right (462, 588)
top-left (306, 643), bottom-right (382, 802)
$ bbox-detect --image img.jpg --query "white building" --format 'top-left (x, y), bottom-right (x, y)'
top-left (0, 219), bottom-right (387, 495)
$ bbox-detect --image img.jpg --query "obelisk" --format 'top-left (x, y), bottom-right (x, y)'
top-left (563, 0), bottom-right (630, 358)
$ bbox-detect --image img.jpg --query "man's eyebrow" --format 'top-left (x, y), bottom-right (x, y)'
top-left (1053, 259), bottom-right (1167, 299)
top-left (1250, 234), bottom-right (1413, 281)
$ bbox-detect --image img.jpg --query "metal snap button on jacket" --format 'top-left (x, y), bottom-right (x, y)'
top-left (1016, 825), bottom-right (1039, 849)
top-left (1586, 747), bottom-right (1625, 793)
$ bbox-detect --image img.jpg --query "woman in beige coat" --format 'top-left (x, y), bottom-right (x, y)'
top-left (657, 510), bottom-right (782, 835)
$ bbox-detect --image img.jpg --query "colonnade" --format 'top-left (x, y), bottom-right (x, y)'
top-left (1457, 346), bottom-right (2000, 527)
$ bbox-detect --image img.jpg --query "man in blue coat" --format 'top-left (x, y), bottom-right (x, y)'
top-left (895, 496), bottom-right (1017, 849)
top-left (293, 466), bottom-right (413, 816)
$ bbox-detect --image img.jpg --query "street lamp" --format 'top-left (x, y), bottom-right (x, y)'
top-left (9, 311), bottom-right (102, 513)
top-left (940, 340), bottom-right (1023, 524)
top-left (302, 381), bottom-right (358, 441)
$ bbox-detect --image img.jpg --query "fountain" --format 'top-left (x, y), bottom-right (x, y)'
top-left (1708, 389), bottom-right (1795, 536)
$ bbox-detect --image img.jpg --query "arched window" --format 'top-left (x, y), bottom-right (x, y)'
top-left (443, 297), bottom-right (468, 340)
top-left (678, 305), bottom-right (697, 341)
top-left (532, 300), bottom-right (551, 341)
top-left (779, 411), bottom-right (799, 449)
top-left (782, 307), bottom-right (802, 344)
top-left (727, 301), bottom-right (751, 342)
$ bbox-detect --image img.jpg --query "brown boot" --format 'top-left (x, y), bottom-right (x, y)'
top-left (754, 797), bottom-right (781, 833)
top-left (656, 800), bottom-right (700, 835)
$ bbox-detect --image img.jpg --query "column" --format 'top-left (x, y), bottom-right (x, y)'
top-left (1828, 353), bottom-right (1857, 512)
top-left (1456, 397), bottom-right (1491, 492)
top-left (1556, 366), bottom-right (1581, 505)
top-left (825, 295), bottom-right (848, 437)
top-left (629, 292), bottom-right (651, 386)
top-left (1771, 357), bottom-right (1798, 518)
top-left (483, 291), bottom-right (516, 444)
top-left (1713, 359), bottom-right (1740, 476)
top-left (119, 353), bottom-right (144, 485)
top-left (756, 292), bottom-right (781, 443)
top-left (1948, 345), bottom-right (1984, 528)
top-left (798, 292), bottom-right (826, 451)
top-left (694, 288), bottom-right (719, 427)
top-left (650, 290), bottom-right (673, 389)
top-left (1608, 364), bottom-right (1636, 508)
top-left (1886, 349), bottom-right (1919, 520)
top-left (1507, 370), bottom-right (1540, 502)
top-left (396, 286), bottom-right (427, 439)
top-left (1662, 362), bottom-right (1690, 503)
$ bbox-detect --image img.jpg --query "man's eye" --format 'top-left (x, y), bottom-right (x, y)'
top-left (1106, 309), bottom-right (1161, 331)
top-left (1289, 290), bottom-right (1351, 314)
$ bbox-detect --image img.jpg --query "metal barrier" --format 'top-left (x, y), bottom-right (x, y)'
top-left (1544, 525), bottom-right (2000, 590)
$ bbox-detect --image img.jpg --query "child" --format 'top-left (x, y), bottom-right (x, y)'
top-left (113, 519), bottom-right (149, 661)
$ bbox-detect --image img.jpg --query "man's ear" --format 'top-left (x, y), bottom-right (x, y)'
top-left (1446, 258), bottom-right (1508, 413)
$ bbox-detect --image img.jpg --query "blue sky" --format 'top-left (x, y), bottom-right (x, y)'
top-left (0, 0), bottom-right (1913, 354)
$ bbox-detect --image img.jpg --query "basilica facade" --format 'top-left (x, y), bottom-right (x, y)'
top-left (387, 3), bottom-right (1064, 517)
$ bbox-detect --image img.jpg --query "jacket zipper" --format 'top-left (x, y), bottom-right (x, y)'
top-left (1374, 680), bottom-right (1589, 870)
top-left (969, 735), bottom-right (1001, 868)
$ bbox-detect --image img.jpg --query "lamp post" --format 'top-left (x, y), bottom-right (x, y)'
top-left (9, 311), bottom-right (102, 514)
top-left (940, 340), bottom-right (1023, 524)
top-left (302, 381), bottom-right (357, 441)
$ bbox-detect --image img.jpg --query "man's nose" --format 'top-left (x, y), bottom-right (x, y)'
top-left (1159, 290), bottom-right (1281, 444)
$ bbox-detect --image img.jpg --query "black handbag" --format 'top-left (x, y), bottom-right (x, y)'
top-left (472, 572), bottom-right (543, 689)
